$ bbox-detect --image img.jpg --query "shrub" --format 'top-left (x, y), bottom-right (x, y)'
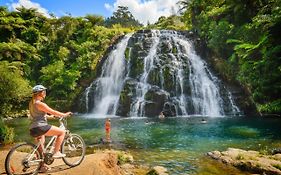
top-left (0, 119), bottom-right (14, 145)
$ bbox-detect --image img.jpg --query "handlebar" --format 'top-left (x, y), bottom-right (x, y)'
top-left (52, 113), bottom-right (73, 128)
top-left (53, 112), bottom-right (73, 121)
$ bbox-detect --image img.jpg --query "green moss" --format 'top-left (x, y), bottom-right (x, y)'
top-left (172, 46), bottom-right (177, 54)
top-left (273, 164), bottom-right (281, 171)
top-left (162, 66), bottom-right (174, 91)
top-left (117, 151), bottom-right (133, 165)
top-left (236, 153), bottom-right (244, 160)
top-left (125, 47), bottom-right (130, 61)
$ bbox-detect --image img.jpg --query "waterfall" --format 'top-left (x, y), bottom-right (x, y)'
top-left (130, 30), bottom-right (160, 117)
top-left (227, 91), bottom-right (241, 115)
top-left (174, 37), bottom-right (224, 116)
top-left (86, 34), bottom-right (132, 115)
top-left (169, 53), bottom-right (188, 115)
top-left (84, 30), bottom-right (240, 117)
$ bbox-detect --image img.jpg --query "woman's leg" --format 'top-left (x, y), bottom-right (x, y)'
top-left (44, 126), bottom-right (65, 153)
top-left (35, 135), bottom-right (45, 152)
top-left (35, 136), bottom-right (48, 169)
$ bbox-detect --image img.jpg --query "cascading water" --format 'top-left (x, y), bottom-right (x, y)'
top-left (83, 30), bottom-right (240, 117)
top-left (176, 38), bottom-right (224, 116)
top-left (85, 34), bottom-right (132, 115)
top-left (130, 30), bottom-right (160, 117)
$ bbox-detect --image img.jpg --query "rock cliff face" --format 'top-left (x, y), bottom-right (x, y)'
top-left (80, 30), bottom-right (255, 117)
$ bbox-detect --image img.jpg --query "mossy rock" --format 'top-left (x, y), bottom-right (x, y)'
top-left (162, 66), bottom-right (175, 93)
top-left (159, 40), bottom-right (173, 53)
top-left (116, 79), bottom-right (136, 117)
top-left (147, 68), bottom-right (162, 87)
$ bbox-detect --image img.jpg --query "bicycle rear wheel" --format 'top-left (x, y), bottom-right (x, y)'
top-left (62, 133), bottom-right (85, 167)
top-left (5, 142), bottom-right (42, 175)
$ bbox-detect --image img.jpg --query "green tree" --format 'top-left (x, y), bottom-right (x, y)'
top-left (105, 6), bottom-right (142, 28)
top-left (85, 14), bottom-right (105, 26)
top-left (20, 26), bottom-right (40, 45)
top-left (0, 61), bottom-right (30, 117)
top-left (150, 15), bottom-right (186, 30)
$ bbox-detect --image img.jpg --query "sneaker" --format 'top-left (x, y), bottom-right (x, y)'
top-left (52, 152), bottom-right (66, 158)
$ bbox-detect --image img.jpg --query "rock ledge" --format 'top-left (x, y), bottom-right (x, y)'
top-left (207, 148), bottom-right (281, 175)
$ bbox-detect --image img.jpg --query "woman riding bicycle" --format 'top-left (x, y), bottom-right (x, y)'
top-left (29, 85), bottom-right (72, 161)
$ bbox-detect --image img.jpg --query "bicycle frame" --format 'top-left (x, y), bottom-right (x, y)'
top-left (26, 117), bottom-right (66, 163)
top-left (5, 115), bottom-right (86, 175)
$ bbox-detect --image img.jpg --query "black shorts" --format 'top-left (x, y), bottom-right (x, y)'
top-left (30, 125), bottom-right (52, 137)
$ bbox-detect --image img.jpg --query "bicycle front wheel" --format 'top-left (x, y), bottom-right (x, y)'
top-left (62, 133), bottom-right (85, 167)
top-left (5, 142), bottom-right (42, 175)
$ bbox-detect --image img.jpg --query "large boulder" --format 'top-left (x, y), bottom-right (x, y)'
top-left (207, 148), bottom-right (281, 175)
top-left (143, 87), bottom-right (168, 116)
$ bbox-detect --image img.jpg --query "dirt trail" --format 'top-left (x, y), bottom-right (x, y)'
top-left (0, 149), bottom-right (145, 175)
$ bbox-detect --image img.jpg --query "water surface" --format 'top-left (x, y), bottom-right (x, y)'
top-left (6, 115), bottom-right (281, 174)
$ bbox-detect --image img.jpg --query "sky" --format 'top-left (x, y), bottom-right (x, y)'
top-left (0, 0), bottom-right (181, 25)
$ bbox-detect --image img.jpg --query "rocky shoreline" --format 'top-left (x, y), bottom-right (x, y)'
top-left (207, 148), bottom-right (281, 175)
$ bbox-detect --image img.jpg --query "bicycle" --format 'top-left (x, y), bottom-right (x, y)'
top-left (5, 117), bottom-right (86, 175)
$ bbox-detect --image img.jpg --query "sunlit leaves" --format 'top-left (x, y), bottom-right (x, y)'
top-left (0, 39), bottom-right (39, 62)
top-left (148, 15), bottom-right (186, 30)
top-left (85, 14), bottom-right (105, 26)
top-left (0, 61), bottom-right (31, 116)
top-left (228, 35), bottom-right (268, 60)
top-left (58, 46), bottom-right (70, 61)
top-left (40, 60), bottom-right (81, 97)
top-left (20, 27), bottom-right (40, 45)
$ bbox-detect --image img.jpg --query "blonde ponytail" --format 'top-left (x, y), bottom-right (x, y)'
top-left (29, 93), bottom-right (37, 119)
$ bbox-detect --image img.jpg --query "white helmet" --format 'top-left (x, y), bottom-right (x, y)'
top-left (32, 85), bottom-right (47, 93)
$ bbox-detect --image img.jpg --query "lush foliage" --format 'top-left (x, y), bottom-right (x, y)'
top-left (179, 0), bottom-right (281, 114)
top-left (0, 6), bottom-right (135, 119)
top-left (0, 119), bottom-right (14, 145)
top-left (0, 5), bottom-right (140, 144)
top-left (0, 61), bottom-right (30, 117)
top-left (147, 15), bottom-right (186, 30)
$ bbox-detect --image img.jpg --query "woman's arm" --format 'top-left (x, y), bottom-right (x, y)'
top-left (36, 101), bottom-right (72, 117)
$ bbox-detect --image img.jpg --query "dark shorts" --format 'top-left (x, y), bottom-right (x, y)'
top-left (30, 125), bottom-right (52, 137)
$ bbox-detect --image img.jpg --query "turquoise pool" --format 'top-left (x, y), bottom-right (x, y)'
top-left (6, 115), bottom-right (281, 174)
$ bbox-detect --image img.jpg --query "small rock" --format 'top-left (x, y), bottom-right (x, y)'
top-left (147, 166), bottom-right (168, 175)
top-left (207, 151), bottom-right (221, 160)
top-left (273, 154), bottom-right (281, 160)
